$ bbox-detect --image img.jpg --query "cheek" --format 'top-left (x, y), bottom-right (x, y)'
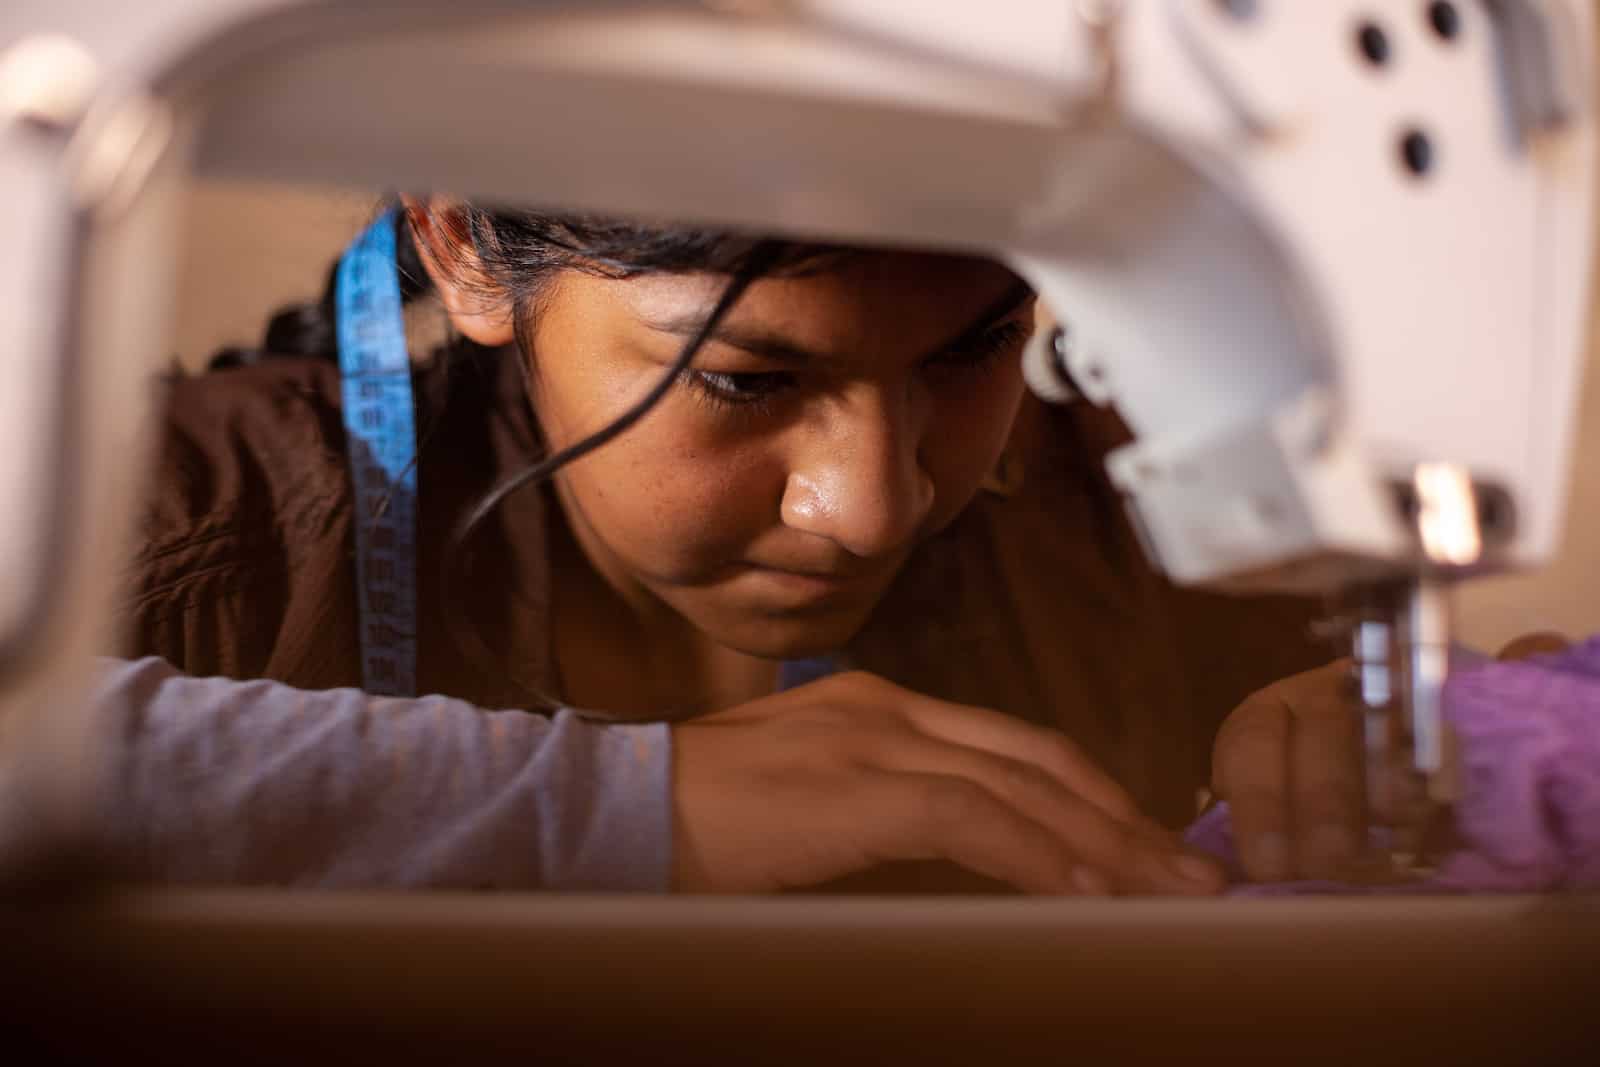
top-left (925, 362), bottom-right (1028, 503)
top-left (556, 402), bottom-right (786, 576)
top-left (530, 350), bottom-right (774, 569)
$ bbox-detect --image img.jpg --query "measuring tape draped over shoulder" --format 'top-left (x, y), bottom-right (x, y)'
top-left (336, 209), bottom-right (419, 698)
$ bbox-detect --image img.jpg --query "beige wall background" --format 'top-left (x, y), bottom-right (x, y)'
top-left (173, 181), bottom-right (372, 365)
top-left (173, 177), bottom-right (1600, 653)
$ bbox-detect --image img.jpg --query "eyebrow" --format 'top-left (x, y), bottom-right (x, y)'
top-left (643, 280), bottom-right (1035, 367)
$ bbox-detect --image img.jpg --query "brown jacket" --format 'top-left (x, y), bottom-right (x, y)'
top-left (123, 345), bottom-right (1329, 827)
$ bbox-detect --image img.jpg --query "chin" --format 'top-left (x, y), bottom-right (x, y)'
top-left (713, 606), bottom-right (873, 662)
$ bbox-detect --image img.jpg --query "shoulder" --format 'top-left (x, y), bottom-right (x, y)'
top-left (123, 346), bottom-right (532, 687)
top-left (123, 359), bottom-right (358, 676)
top-left (142, 358), bottom-right (351, 555)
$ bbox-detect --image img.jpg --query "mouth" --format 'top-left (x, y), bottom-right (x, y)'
top-left (749, 565), bottom-right (854, 585)
top-left (739, 563), bottom-right (870, 600)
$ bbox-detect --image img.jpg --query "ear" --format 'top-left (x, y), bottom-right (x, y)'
top-left (401, 195), bottom-right (518, 347)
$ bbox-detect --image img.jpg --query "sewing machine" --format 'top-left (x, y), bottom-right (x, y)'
top-left (0, 1), bottom-right (1596, 1060)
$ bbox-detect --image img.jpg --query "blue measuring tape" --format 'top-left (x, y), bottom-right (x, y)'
top-left (336, 210), bottom-right (419, 697)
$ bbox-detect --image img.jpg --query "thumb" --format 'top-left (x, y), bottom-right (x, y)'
top-left (1495, 632), bottom-right (1570, 662)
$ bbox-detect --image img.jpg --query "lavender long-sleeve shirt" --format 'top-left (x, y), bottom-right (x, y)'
top-left (91, 657), bottom-right (674, 890)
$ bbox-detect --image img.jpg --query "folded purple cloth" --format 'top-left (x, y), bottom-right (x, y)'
top-left (1185, 637), bottom-right (1600, 894)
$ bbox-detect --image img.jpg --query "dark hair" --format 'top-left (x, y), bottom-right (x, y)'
top-left (217, 202), bottom-right (849, 368)
top-left (435, 206), bottom-right (856, 355)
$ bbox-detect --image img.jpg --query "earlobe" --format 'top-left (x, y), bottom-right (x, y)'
top-left (401, 195), bottom-right (518, 347)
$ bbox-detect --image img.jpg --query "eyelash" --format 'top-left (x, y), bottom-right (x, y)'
top-left (680, 319), bottom-right (1030, 417)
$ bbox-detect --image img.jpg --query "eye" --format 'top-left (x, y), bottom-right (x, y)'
top-left (926, 319), bottom-right (1031, 373)
top-left (681, 368), bottom-right (796, 411)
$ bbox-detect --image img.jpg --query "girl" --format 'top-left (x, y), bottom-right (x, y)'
top-left (111, 198), bottom-right (1357, 893)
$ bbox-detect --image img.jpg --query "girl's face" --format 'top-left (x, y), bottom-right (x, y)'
top-left (466, 248), bottom-right (1032, 659)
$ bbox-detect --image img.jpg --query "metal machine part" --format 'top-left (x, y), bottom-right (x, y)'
top-left (1346, 580), bottom-right (1457, 876)
top-left (1337, 460), bottom-right (1493, 872)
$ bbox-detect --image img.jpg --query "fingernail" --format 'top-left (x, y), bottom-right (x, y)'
top-left (1249, 832), bottom-right (1290, 880)
top-left (1166, 852), bottom-right (1221, 887)
top-left (1071, 867), bottom-right (1110, 896)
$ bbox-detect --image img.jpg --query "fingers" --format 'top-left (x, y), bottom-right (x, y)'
top-left (866, 774), bottom-right (1085, 895)
top-left (1287, 681), bottom-right (1364, 878)
top-left (875, 735), bottom-right (1222, 895)
top-left (677, 671), bottom-right (1218, 896)
top-left (892, 692), bottom-right (1142, 825)
top-left (1215, 663), bottom-right (1368, 881)
top-left (1213, 694), bottom-right (1292, 881)
top-left (1496, 632), bottom-right (1570, 661)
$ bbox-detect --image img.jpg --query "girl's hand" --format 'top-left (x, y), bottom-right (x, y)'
top-left (671, 671), bottom-right (1223, 895)
top-left (1212, 635), bottom-right (1571, 882)
top-left (1211, 661), bottom-right (1365, 882)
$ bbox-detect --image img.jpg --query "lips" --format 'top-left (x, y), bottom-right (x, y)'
top-left (730, 561), bottom-right (869, 604)
top-left (759, 566), bottom-right (852, 581)
top-left (746, 565), bottom-right (854, 587)
top-left (741, 559), bottom-right (877, 584)
top-left (734, 556), bottom-right (911, 613)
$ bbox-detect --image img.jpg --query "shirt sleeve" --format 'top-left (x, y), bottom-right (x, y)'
top-left (90, 657), bottom-right (674, 892)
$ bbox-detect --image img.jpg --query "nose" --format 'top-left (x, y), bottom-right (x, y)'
top-left (780, 387), bottom-right (935, 560)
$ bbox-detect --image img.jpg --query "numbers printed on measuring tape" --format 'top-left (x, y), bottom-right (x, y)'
top-left (336, 211), bottom-right (419, 698)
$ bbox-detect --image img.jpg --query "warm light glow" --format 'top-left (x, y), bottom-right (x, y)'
top-left (1413, 463), bottom-right (1482, 566)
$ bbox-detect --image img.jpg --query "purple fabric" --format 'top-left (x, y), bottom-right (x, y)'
top-left (1185, 637), bottom-right (1600, 895)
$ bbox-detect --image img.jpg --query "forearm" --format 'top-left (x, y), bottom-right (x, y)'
top-left (90, 658), bottom-right (672, 891)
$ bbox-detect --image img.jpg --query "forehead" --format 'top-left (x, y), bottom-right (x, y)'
top-left (615, 251), bottom-right (1024, 352)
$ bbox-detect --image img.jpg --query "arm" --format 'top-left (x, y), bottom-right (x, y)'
top-left (91, 660), bottom-right (1234, 897)
top-left (91, 657), bottom-right (672, 891)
